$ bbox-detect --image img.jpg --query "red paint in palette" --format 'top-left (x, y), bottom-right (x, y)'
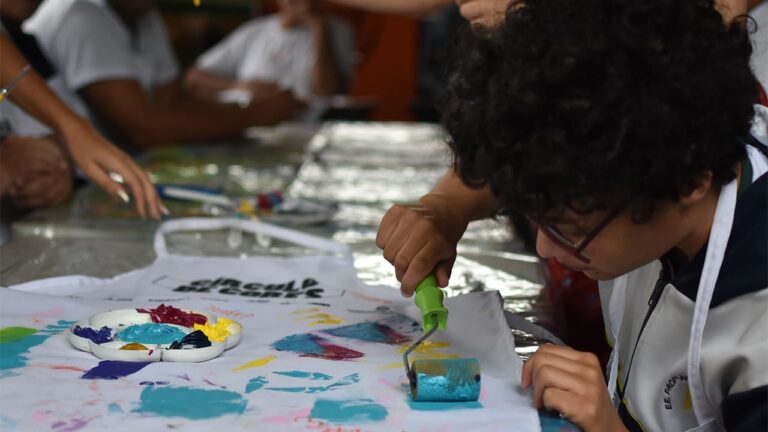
top-left (136, 304), bottom-right (207, 327)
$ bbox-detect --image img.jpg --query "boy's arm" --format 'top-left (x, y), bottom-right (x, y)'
top-left (376, 169), bottom-right (499, 295)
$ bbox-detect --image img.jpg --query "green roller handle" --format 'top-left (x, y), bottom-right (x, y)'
top-left (414, 275), bottom-right (448, 332)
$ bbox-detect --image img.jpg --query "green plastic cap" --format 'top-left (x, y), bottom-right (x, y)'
top-left (414, 275), bottom-right (448, 332)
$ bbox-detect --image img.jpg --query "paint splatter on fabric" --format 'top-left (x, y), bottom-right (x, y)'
top-left (81, 361), bottom-right (151, 380)
top-left (0, 321), bottom-right (75, 378)
top-left (245, 376), bottom-right (268, 393)
top-left (72, 326), bottom-right (113, 344)
top-left (266, 373), bottom-right (359, 394)
top-left (310, 399), bottom-right (388, 424)
top-left (0, 327), bottom-right (37, 344)
top-left (51, 417), bottom-right (93, 431)
top-left (133, 386), bottom-right (247, 420)
top-left (271, 333), bottom-right (363, 360)
top-left (137, 304), bottom-right (207, 327)
top-left (274, 370), bottom-right (333, 380)
top-left (232, 355), bottom-right (276, 372)
top-left (322, 322), bottom-right (411, 345)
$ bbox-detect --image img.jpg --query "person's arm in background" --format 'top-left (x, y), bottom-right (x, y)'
top-left (326, 0), bottom-right (451, 17)
top-left (79, 79), bottom-right (302, 150)
top-left (0, 35), bottom-right (162, 219)
top-left (182, 69), bottom-right (241, 101)
top-left (306, 11), bottom-right (345, 96)
top-left (376, 169), bottom-right (499, 296)
top-left (327, 0), bottom-right (512, 26)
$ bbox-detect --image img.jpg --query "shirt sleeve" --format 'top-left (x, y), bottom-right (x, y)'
top-left (46, 3), bottom-right (143, 91)
top-left (195, 22), bottom-right (259, 77)
top-left (146, 10), bottom-right (179, 86)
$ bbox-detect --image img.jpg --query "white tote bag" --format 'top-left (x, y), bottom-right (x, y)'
top-left (0, 218), bottom-right (540, 432)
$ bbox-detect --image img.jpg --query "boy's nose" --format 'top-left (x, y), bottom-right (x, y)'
top-left (535, 229), bottom-right (558, 260)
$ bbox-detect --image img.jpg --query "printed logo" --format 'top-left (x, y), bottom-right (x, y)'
top-left (663, 375), bottom-right (692, 411)
top-left (172, 276), bottom-right (329, 299)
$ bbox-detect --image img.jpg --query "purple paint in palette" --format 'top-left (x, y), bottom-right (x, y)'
top-left (72, 326), bottom-right (113, 344)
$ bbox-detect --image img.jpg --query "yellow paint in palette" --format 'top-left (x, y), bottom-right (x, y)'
top-left (193, 317), bottom-right (234, 342)
top-left (193, 0), bottom-right (201, 6)
top-left (232, 355), bottom-right (276, 372)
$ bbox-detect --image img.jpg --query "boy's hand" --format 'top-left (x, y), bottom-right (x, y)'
top-left (521, 344), bottom-right (628, 432)
top-left (376, 193), bottom-right (469, 297)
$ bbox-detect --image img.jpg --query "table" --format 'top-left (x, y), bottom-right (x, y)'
top-left (0, 122), bottom-right (578, 431)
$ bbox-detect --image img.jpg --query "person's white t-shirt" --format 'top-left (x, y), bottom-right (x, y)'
top-left (23, 0), bottom-right (179, 131)
top-left (750, 1), bottom-right (768, 91)
top-left (196, 15), bottom-right (354, 100)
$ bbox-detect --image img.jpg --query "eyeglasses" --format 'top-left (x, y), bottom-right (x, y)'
top-left (535, 203), bottom-right (627, 264)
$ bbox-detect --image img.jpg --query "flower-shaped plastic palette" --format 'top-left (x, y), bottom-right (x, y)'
top-left (68, 305), bottom-right (242, 362)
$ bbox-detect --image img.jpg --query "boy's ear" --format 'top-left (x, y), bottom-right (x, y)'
top-left (679, 171), bottom-right (714, 206)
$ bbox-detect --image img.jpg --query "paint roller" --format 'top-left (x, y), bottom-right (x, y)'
top-left (403, 275), bottom-right (481, 402)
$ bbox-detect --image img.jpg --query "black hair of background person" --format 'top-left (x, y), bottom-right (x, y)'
top-left (0, 16), bottom-right (56, 79)
top-left (442, 0), bottom-right (757, 224)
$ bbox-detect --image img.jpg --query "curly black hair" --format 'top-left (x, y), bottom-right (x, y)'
top-left (443, 0), bottom-right (757, 224)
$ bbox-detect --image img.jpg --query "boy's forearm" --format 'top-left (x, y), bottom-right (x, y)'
top-left (419, 169), bottom-right (500, 226)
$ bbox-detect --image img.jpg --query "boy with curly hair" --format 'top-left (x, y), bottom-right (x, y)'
top-left (436, 0), bottom-right (767, 430)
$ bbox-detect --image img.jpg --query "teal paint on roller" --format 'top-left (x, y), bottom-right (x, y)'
top-left (411, 358), bottom-right (481, 402)
top-left (403, 275), bottom-right (481, 403)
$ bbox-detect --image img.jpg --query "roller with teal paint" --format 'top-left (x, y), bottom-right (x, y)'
top-left (403, 275), bottom-right (481, 402)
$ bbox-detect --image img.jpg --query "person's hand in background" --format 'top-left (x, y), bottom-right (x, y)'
top-left (1, 135), bottom-right (73, 209)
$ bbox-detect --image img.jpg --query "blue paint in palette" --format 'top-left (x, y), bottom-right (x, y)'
top-left (81, 361), bottom-right (151, 380)
top-left (134, 386), bottom-right (247, 419)
top-left (310, 399), bottom-right (388, 424)
top-left (118, 323), bottom-right (186, 345)
top-left (274, 370), bottom-right (333, 380)
top-left (0, 320), bottom-right (76, 378)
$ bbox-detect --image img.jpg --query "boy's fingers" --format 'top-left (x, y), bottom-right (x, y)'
top-left (399, 241), bottom-right (444, 296)
top-left (393, 236), bottom-right (428, 282)
top-left (531, 364), bottom-right (584, 409)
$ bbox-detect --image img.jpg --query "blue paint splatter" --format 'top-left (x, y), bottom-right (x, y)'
top-left (107, 403), bottom-right (124, 414)
top-left (133, 386), bottom-right (247, 419)
top-left (271, 333), bottom-right (363, 360)
top-left (266, 373), bottom-right (360, 394)
top-left (322, 322), bottom-right (410, 345)
top-left (118, 323), bottom-right (186, 345)
top-left (274, 370), bottom-right (333, 380)
top-left (245, 376), bottom-right (269, 393)
top-left (72, 326), bottom-right (113, 344)
top-left (0, 320), bottom-right (76, 378)
top-left (406, 399), bottom-right (483, 411)
top-left (310, 399), bottom-right (388, 424)
top-left (81, 361), bottom-right (151, 380)
top-left (271, 333), bottom-right (324, 355)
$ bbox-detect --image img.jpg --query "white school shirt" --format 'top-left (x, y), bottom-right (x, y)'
top-left (23, 0), bottom-right (179, 130)
top-left (750, 1), bottom-right (768, 91)
top-left (195, 15), bottom-right (354, 100)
